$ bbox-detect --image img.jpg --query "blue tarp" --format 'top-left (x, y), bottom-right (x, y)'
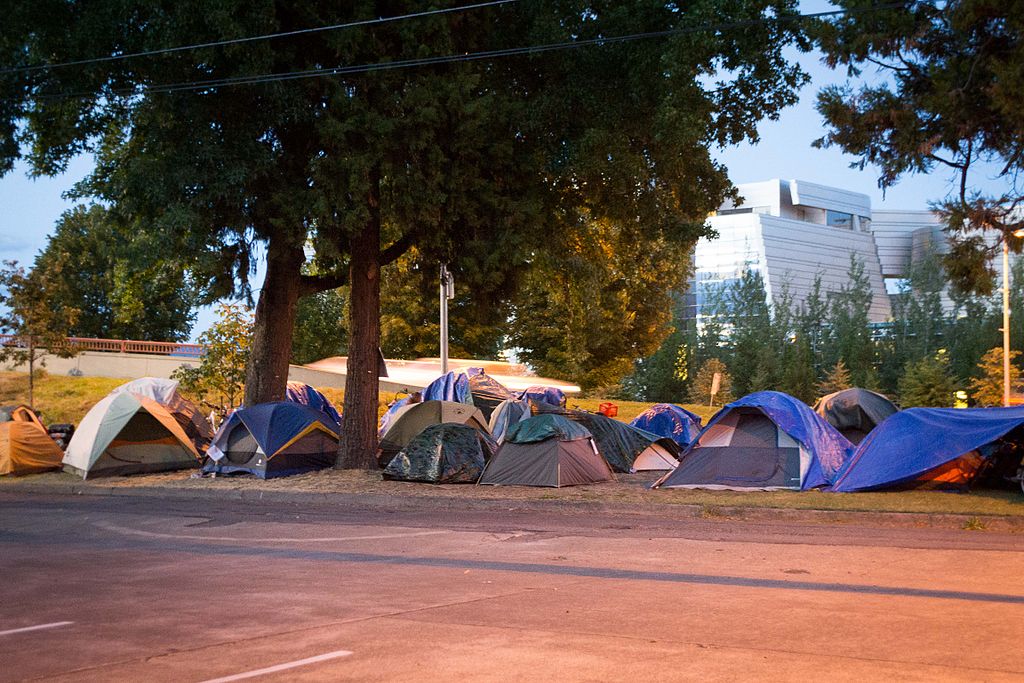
top-left (701, 391), bottom-right (854, 489)
top-left (519, 386), bottom-right (566, 408)
top-left (831, 406), bottom-right (1024, 492)
top-left (629, 404), bottom-right (702, 448)
top-left (285, 382), bottom-right (342, 424)
top-left (422, 372), bottom-right (472, 404)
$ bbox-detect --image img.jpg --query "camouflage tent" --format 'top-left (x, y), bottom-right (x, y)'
top-left (383, 423), bottom-right (496, 483)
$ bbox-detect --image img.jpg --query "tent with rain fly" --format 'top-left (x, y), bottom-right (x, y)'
top-left (286, 381), bottom-right (342, 424)
top-left (478, 414), bottom-right (614, 487)
top-left (204, 402), bottom-right (340, 479)
top-left (0, 405), bottom-right (63, 476)
top-left (629, 404), bottom-right (702, 449)
top-left (520, 386), bottom-right (566, 409)
top-left (488, 398), bottom-right (531, 444)
top-left (378, 400), bottom-right (489, 466)
top-left (63, 393), bottom-right (201, 478)
top-left (814, 388), bottom-right (897, 445)
top-left (468, 369), bottom-right (513, 422)
top-left (111, 377), bottom-right (214, 451)
top-left (532, 403), bottom-right (679, 472)
top-left (831, 407), bottom-right (1024, 492)
top-left (653, 391), bottom-right (853, 491)
top-left (383, 423), bottom-right (496, 483)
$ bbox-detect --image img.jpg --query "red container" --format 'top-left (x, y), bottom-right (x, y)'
top-left (598, 402), bottom-right (618, 417)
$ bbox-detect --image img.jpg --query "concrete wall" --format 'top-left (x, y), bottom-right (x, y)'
top-left (3, 351), bottom-right (201, 379)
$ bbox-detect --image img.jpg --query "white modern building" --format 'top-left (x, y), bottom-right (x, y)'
top-left (687, 179), bottom-right (943, 323)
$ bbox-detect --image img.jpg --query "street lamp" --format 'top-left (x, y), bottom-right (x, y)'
top-left (1002, 229), bottom-right (1024, 406)
top-left (439, 263), bottom-right (454, 374)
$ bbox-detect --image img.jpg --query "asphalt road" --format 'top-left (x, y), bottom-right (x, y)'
top-left (2, 492), bottom-right (1023, 682)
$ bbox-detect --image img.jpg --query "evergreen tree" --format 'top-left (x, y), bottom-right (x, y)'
top-left (781, 333), bottom-right (817, 404)
top-left (687, 358), bottom-right (733, 406)
top-left (969, 347), bottom-right (1022, 407)
top-left (817, 359), bottom-right (852, 395)
top-left (898, 353), bottom-right (958, 408)
top-left (725, 268), bottom-right (779, 397)
top-left (827, 255), bottom-right (876, 387)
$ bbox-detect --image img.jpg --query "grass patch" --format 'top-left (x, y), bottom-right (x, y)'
top-left (962, 517), bottom-right (988, 531)
top-left (658, 488), bottom-right (1024, 517)
top-left (0, 371), bottom-right (125, 425)
top-left (568, 398), bottom-right (718, 423)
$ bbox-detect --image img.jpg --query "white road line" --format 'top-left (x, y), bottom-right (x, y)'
top-left (0, 621), bottom-right (73, 637)
top-left (198, 649), bottom-right (353, 682)
top-left (93, 521), bottom-right (447, 543)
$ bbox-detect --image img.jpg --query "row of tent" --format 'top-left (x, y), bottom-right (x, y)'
top-left (0, 377), bottom-right (345, 479)
top-left (3, 369), bottom-right (1022, 494)
top-left (654, 389), bottom-right (1024, 493)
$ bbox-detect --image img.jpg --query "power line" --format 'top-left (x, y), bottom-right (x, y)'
top-left (1, 0), bottom-right (516, 76)
top-left (36, 2), bottom-right (917, 101)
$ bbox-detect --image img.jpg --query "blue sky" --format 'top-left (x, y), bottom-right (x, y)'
top-left (0, 27), bottom-right (1007, 340)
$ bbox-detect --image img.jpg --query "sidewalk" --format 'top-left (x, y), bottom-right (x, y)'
top-left (3, 468), bottom-right (1024, 533)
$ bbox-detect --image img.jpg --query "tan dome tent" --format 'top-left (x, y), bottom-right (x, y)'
top-left (63, 393), bottom-right (201, 478)
top-left (378, 400), bottom-right (489, 466)
top-left (478, 414), bottom-right (614, 487)
top-left (111, 377), bottom-right (214, 451)
top-left (0, 405), bottom-right (63, 476)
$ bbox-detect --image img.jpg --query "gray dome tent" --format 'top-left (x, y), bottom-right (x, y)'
top-left (478, 414), bottom-right (614, 487)
top-left (814, 388), bottom-right (898, 445)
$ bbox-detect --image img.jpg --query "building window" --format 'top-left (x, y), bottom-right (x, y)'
top-left (859, 216), bottom-right (871, 232)
top-left (826, 210), bottom-right (854, 229)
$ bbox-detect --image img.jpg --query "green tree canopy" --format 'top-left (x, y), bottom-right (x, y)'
top-left (34, 205), bottom-right (197, 341)
top-left (173, 303), bottom-right (253, 418)
top-left (814, 1), bottom-right (1024, 294)
top-left (3, 0), bottom-right (814, 466)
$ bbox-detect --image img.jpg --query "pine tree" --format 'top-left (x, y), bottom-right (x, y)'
top-left (687, 358), bottom-right (733, 406)
top-left (817, 359), bottom-right (852, 395)
top-left (969, 347), bottom-right (1022, 407)
top-left (827, 255), bottom-right (876, 387)
top-left (898, 353), bottom-right (958, 408)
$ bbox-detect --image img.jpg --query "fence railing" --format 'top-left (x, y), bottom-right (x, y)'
top-left (0, 334), bottom-right (205, 357)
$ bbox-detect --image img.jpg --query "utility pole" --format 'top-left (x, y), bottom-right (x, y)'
top-left (440, 263), bottom-right (454, 373)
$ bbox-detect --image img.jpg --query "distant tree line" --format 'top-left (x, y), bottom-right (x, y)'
top-left (624, 250), bottom-right (1024, 408)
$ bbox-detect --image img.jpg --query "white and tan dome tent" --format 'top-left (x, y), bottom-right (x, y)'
top-left (63, 393), bottom-right (201, 479)
top-left (111, 377), bottom-right (214, 450)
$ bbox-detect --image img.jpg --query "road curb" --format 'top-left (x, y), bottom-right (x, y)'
top-left (4, 480), bottom-right (1024, 533)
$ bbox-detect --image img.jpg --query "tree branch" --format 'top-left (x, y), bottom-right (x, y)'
top-left (380, 231), bottom-right (415, 266)
top-left (299, 271), bottom-right (348, 297)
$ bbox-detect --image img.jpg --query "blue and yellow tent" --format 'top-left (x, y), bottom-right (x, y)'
top-left (204, 402), bottom-right (340, 479)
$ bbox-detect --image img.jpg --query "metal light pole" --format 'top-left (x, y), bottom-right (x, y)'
top-left (1004, 237), bottom-right (1011, 407)
top-left (439, 263), bottom-right (454, 373)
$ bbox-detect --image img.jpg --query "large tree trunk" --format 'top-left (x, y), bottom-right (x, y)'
top-left (338, 172), bottom-right (382, 469)
top-left (244, 237), bottom-right (305, 406)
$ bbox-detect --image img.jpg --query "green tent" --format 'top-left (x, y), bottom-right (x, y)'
top-left (384, 423), bottom-right (496, 483)
top-left (377, 400), bottom-right (489, 467)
